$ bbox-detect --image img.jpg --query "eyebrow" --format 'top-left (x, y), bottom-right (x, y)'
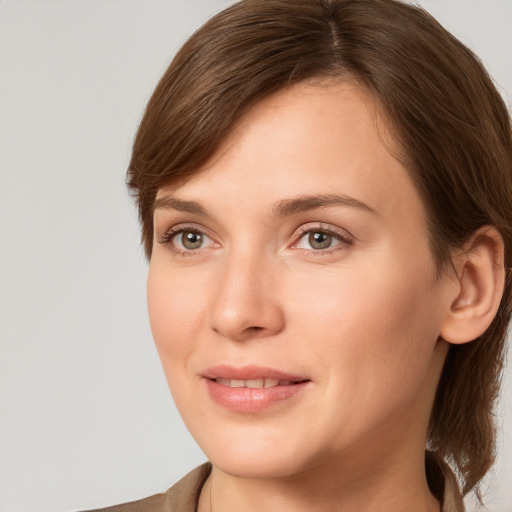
top-left (153, 193), bottom-right (378, 218)
top-left (272, 194), bottom-right (378, 217)
top-left (153, 196), bottom-right (209, 216)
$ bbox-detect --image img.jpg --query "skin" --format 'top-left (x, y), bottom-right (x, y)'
top-left (147, 82), bottom-right (460, 512)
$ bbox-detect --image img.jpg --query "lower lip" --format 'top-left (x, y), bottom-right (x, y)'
top-left (204, 379), bottom-right (310, 412)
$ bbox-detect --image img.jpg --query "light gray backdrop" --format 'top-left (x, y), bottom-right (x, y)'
top-left (1, 1), bottom-right (511, 511)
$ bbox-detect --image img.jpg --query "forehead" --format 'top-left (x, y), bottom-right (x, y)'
top-left (155, 82), bottom-right (421, 223)
top-left (156, 80), bottom-right (393, 195)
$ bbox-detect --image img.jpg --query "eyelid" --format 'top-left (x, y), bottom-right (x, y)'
top-left (157, 223), bottom-right (219, 254)
top-left (156, 221), bottom-right (354, 256)
top-left (290, 222), bottom-right (355, 251)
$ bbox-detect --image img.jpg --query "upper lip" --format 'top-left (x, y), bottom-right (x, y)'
top-left (202, 365), bottom-right (309, 382)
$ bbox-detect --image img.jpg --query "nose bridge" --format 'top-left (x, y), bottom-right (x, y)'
top-left (210, 244), bottom-right (284, 341)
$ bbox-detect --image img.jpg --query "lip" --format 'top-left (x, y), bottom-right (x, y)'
top-left (202, 365), bottom-right (311, 413)
top-left (202, 365), bottom-right (308, 382)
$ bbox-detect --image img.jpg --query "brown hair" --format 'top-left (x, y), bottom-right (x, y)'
top-left (127, 0), bottom-right (512, 495)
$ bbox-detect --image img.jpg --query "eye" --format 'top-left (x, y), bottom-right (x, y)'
top-left (176, 230), bottom-right (206, 250)
top-left (305, 231), bottom-right (337, 250)
top-left (292, 225), bottom-right (353, 253)
top-left (295, 230), bottom-right (341, 251)
top-left (159, 226), bottom-right (217, 254)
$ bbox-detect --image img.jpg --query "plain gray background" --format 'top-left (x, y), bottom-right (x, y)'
top-left (1, 1), bottom-right (511, 511)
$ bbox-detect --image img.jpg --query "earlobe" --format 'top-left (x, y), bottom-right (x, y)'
top-left (440, 226), bottom-right (505, 345)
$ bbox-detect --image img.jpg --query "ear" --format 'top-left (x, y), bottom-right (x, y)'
top-left (440, 226), bottom-right (505, 345)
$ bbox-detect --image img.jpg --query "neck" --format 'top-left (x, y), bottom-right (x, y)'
top-left (198, 451), bottom-right (441, 512)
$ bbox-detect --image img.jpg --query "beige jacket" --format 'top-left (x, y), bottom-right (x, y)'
top-left (82, 455), bottom-right (465, 512)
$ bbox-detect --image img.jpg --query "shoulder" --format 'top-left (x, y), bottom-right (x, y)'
top-left (78, 463), bottom-right (212, 512)
top-left (79, 492), bottom-right (166, 512)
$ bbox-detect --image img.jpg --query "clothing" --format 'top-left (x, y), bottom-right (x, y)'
top-left (80, 464), bottom-right (211, 512)
top-left (81, 454), bottom-right (465, 512)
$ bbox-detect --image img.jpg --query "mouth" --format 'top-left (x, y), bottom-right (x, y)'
top-left (202, 365), bottom-right (311, 412)
top-left (213, 378), bottom-right (301, 388)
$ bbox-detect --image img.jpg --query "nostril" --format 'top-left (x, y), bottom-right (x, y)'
top-left (236, 325), bottom-right (269, 341)
top-left (244, 326), bottom-right (267, 335)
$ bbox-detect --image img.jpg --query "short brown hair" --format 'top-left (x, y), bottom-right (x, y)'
top-left (127, 0), bottom-right (512, 495)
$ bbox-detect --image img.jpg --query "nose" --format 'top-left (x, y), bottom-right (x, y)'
top-left (209, 251), bottom-right (285, 342)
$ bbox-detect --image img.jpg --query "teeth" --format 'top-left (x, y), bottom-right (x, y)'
top-left (246, 379), bottom-right (264, 388)
top-left (214, 378), bottom-right (292, 388)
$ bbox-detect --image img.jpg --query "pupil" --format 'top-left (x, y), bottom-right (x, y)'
top-left (182, 231), bottom-right (203, 249)
top-left (309, 231), bottom-right (332, 249)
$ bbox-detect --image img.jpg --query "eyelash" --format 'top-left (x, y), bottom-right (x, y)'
top-left (158, 224), bottom-right (215, 256)
top-left (158, 223), bottom-right (354, 256)
top-left (291, 224), bottom-right (354, 255)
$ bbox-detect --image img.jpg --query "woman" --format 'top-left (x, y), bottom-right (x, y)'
top-left (88, 0), bottom-right (512, 510)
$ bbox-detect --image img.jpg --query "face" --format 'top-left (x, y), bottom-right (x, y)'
top-left (147, 82), bottom-right (454, 480)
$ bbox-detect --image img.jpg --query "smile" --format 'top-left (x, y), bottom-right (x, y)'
top-left (214, 378), bottom-right (295, 388)
top-left (203, 366), bottom-right (311, 412)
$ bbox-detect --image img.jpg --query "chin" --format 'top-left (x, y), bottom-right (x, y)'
top-left (210, 449), bottom-right (311, 480)
top-left (191, 422), bottom-right (322, 479)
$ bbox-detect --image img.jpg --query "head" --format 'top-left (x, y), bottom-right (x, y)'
top-left (127, 0), bottom-right (512, 495)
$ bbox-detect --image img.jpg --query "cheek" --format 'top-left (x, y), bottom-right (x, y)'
top-left (146, 263), bottom-right (207, 366)
top-left (288, 254), bottom-right (442, 389)
top-left (285, 261), bottom-right (443, 447)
